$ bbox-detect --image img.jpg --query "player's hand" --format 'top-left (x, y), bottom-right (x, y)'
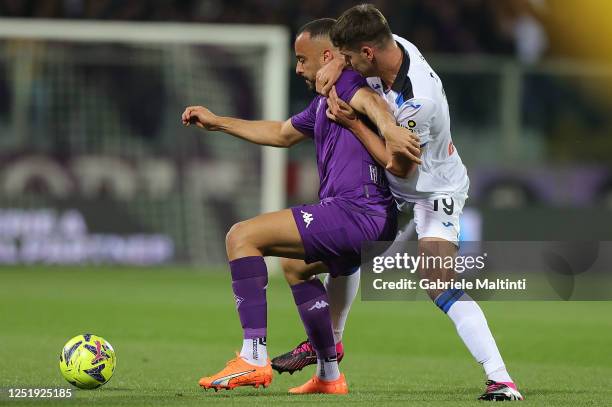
top-left (382, 126), bottom-right (422, 166)
top-left (181, 106), bottom-right (220, 130)
top-left (326, 86), bottom-right (359, 129)
top-left (316, 58), bottom-right (344, 96)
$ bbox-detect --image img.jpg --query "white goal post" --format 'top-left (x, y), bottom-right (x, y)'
top-left (0, 18), bottom-right (290, 216)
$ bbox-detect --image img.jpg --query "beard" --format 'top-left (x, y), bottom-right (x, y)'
top-left (304, 79), bottom-right (315, 91)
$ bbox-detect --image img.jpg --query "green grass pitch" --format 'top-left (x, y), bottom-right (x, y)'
top-left (1, 266), bottom-right (611, 406)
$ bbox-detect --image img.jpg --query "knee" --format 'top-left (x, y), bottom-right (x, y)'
top-left (281, 257), bottom-right (298, 277)
top-left (225, 221), bottom-right (250, 256)
top-left (281, 258), bottom-right (305, 285)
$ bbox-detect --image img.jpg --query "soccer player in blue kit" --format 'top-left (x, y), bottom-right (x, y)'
top-left (305, 4), bottom-right (523, 401)
top-left (181, 18), bottom-right (420, 394)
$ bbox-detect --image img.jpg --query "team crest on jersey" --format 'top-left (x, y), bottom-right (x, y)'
top-left (369, 164), bottom-right (379, 183)
top-left (399, 120), bottom-right (417, 130)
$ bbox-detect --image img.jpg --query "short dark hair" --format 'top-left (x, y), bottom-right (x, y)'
top-left (330, 4), bottom-right (393, 50)
top-left (297, 18), bottom-right (336, 40)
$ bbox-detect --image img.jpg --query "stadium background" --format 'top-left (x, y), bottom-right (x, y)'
top-left (1, 1), bottom-right (611, 406)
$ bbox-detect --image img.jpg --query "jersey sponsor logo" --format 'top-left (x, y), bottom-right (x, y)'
top-left (301, 210), bottom-right (314, 228)
top-left (308, 300), bottom-right (329, 311)
top-left (211, 369), bottom-right (256, 387)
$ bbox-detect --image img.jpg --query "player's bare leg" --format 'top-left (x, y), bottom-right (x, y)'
top-left (271, 259), bottom-right (349, 374)
top-left (418, 238), bottom-right (523, 401)
top-left (225, 209), bottom-right (306, 261)
top-left (199, 209), bottom-right (346, 393)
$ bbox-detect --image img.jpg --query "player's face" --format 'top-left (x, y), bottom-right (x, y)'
top-left (340, 46), bottom-right (376, 77)
top-left (294, 33), bottom-right (326, 91)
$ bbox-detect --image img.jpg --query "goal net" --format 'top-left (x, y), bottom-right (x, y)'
top-left (0, 19), bottom-right (289, 266)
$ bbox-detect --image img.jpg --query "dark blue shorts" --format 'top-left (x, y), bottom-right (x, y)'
top-left (291, 198), bottom-right (397, 277)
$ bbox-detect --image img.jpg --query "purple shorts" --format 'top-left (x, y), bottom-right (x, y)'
top-left (291, 198), bottom-right (397, 277)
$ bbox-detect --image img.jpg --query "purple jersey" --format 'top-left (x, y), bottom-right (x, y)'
top-left (291, 70), bottom-right (392, 215)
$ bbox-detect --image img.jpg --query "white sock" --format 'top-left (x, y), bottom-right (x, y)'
top-left (324, 269), bottom-right (360, 343)
top-left (239, 337), bottom-right (267, 367)
top-left (316, 356), bottom-right (340, 381)
top-left (445, 293), bottom-right (513, 383)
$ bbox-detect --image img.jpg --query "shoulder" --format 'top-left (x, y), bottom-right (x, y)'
top-left (396, 97), bottom-right (437, 121)
top-left (366, 77), bottom-right (384, 93)
top-left (337, 69), bottom-right (366, 86)
top-left (305, 95), bottom-right (325, 112)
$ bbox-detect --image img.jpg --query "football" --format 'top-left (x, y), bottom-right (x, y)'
top-left (59, 334), bottom-right (116, 389)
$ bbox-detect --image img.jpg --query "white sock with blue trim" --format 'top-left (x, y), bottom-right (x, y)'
top-left (436, 290), bottom-right (513, 383)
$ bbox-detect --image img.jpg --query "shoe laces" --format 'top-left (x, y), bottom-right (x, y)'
top-left (292, 340), bottom-right (314, 355)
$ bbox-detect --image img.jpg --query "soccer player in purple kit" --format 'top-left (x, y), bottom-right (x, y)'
top-left (181, 18), bottom-right (419, 394)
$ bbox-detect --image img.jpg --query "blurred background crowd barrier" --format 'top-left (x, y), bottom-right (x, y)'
top-left (1, 0), bottom-right (611, 266)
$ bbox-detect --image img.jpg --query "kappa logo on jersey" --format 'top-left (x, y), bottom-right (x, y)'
top-left (301, 210), bottom-right (314, 228)
top-left (308, 300), bottom-right (329, 311)
top-left (407, 102), bottom-right (422, 109)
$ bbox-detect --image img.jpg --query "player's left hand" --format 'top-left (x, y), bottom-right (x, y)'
top-left (316, 58), bottom-right (344, 96)
top-left (326, 86), bottom-right (358, 129)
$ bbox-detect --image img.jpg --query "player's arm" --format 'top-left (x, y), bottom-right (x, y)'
top-left (181, 105), bottom-right (307, 148)
top-left (346, 87), bottom-right (422, 166)
top-left (327, 89), bottom-right (417, 178)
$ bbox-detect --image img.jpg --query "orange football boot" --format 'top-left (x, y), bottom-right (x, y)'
top-left (199, 352), bottom-right (273, 391)
top-left (288, 373), bottom-right (348, 395)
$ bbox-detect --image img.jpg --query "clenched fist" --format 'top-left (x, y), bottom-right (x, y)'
top-left (181, 106), bottom-right (220, 130)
